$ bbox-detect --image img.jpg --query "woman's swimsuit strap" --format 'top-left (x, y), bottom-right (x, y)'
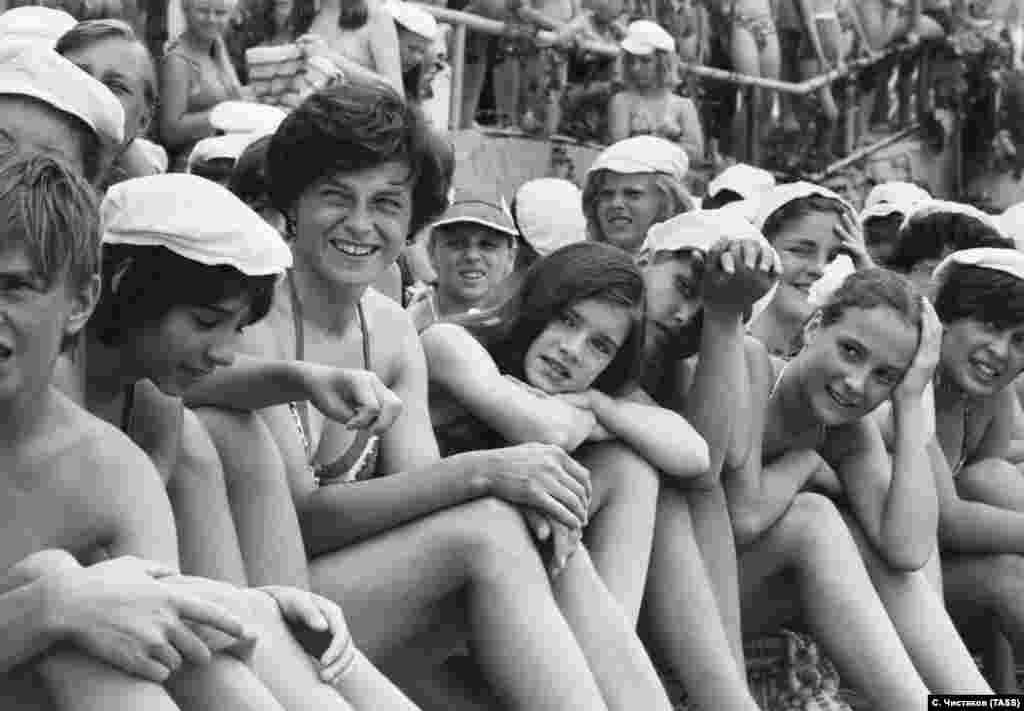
top-left (286, 271), bottom-right (380, 485)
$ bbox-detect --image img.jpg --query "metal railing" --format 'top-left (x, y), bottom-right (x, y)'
top-left (416, 1), bottom-right (931, 183)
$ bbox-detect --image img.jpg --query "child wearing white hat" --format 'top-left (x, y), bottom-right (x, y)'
top-left (0, 44), bottom-right (124, 184)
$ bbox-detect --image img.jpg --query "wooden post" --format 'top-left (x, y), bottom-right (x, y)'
top-left (844, 67), bottom-right (857, 156)
top-left (449, 23), bottom-right (467, 132)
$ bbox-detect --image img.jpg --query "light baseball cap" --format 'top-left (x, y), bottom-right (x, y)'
top-left (620, 20), bottom-right (675, 55)
top-left (102, 173), bottom-right (293, 276)
top-left (513, 178), bottom-right (586, 257)
top-left (585, 135), bottom-right (689, 186)
top-left (387, 0), bottom-right (439, 39)
top-left (0, 44), bottom-right (124, 148)
top-left (707, 163), bottom-right (776, 201)
top-left (432, 190), bottom-right (518, 239)
top-left (0, 6), bottom-right (76, 49)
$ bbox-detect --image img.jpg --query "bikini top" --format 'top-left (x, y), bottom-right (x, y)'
top-left (629, 99), bottom-right (684, 142)
top-left (287, 272), bottom-right (380, 486)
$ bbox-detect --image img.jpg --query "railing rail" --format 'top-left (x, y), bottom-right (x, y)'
top-left (416, 1), bottom-right (933, 183)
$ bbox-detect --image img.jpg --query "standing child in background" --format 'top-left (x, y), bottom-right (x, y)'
top-left (608, 20), bottom-right (705, 162)
top-left (708, 0), bottom-right (781, 152)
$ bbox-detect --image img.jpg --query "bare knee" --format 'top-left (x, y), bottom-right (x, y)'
top-left (780, 493), bottom-right (850, 560)
top-left (584, 442), bottom-right (660, 513)
top-left (958, 458), bottom-right (1019, 500)
top-left (444, 498), bottom-right (542, 579)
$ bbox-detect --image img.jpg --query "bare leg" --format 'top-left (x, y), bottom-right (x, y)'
top-left (169, 410), bottom-right (248, 585)
top-left (687, 481), bottom-right (744, 666)
top-left (460, 38), bottom-right (488, 129)
top-left (310, 497), bottom-right (610, 711)
top-left (759, 33), bottom-right (782, 136)
top-left (645, 484), bottom-right (760, 711)
top-left (958, 458), bottom-right (1024, 511)
top-left (576, 440), bottom-right (659, 623)
top-left (550, 546), bottom-right (673, 711)
top-left (846, 515), bottom-right (991, 694)
top-left (740, 493), bottom-right (928, 707)
top-left (946, 554), bottom-right (1024, 656)
top-left (167, 657), bottom-right (286, 711)
top-left (730, 25), bottom-right (762, 160)
top-left (164, 578), bottom-right (362, 711)
top-left (197, 408), bottom-right (310, 589)
top-left (36, 650), bottom-right (183, 711)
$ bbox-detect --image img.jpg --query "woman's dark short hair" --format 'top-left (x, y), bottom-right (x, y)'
top-left (267, 77), bottom-right (452, 237)
top-left (228, 134), bottom-right (272, 206)
top-left (887, 211), bottom-right (1013, 273)
top-left (934, 264), bottom-right (1024, 330)
top-left (91, 244), bottom-right (276, 345)
top-left (456, 241), bottom-right (647, 396)
top-left (761, 194), bottom-right (851, 242)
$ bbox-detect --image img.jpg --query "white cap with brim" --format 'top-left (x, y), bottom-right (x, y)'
top-left (386, 0), bottom-right (439, 39)
top-left (641, 208), bottom-right (780, 324)
top-left (0, 6), bottom-right (76, 49)
top-left (901, 199), bottom-right (1004, 236)
top-left (513, 178), bottom-right (586, 257)
top-left (620, 19), bottom-right (674, 55)
top-left (860, 181), bottom-right (931, 224)
top-left (209, 101), bottom-right (288, 135)
top-left (585, 135), bottom-right (689, 189)
top-left (863, 181), bottom-right (931, 212)
top-left (753, 181), bottom-right (855, 230)
top-left (707, 163), bottom-right (776, 201)
top-left (0, 44), bottom-right (124, 148)
top-left (187, 132), bottom-right (267, 172)
top-left (102, 173), bottom-right (293, 276)
top-left (932, 247), bottom-right (1024, 290)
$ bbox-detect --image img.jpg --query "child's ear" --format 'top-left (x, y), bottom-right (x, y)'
top-left (802, 311), bottom-right (823, 347)
top-left (65, 273), bottom-right (102, 340)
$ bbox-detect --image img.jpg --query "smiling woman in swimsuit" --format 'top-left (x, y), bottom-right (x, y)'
top-left (187, 76), bottom-right (675, 711)
top-left (909, 249), bottom-right (1024, 664)
top-left (736, 266), bottom-right (993, 704)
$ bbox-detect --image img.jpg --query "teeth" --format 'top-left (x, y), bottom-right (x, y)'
top-left (545, 357), bottom-right (569, 378)
top-left (974, 361), bottom-right (997, 378)
top-left (331, 240), bottom-right (376, 257)
top-left (461, 271), bottom-right (485, 280)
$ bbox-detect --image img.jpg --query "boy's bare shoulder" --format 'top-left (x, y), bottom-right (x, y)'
top-left (50, 389), bottom-right (157, 474)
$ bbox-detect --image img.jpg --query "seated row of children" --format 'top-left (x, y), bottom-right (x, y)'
top-left (5, 32), bottom-right (1024, 710)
